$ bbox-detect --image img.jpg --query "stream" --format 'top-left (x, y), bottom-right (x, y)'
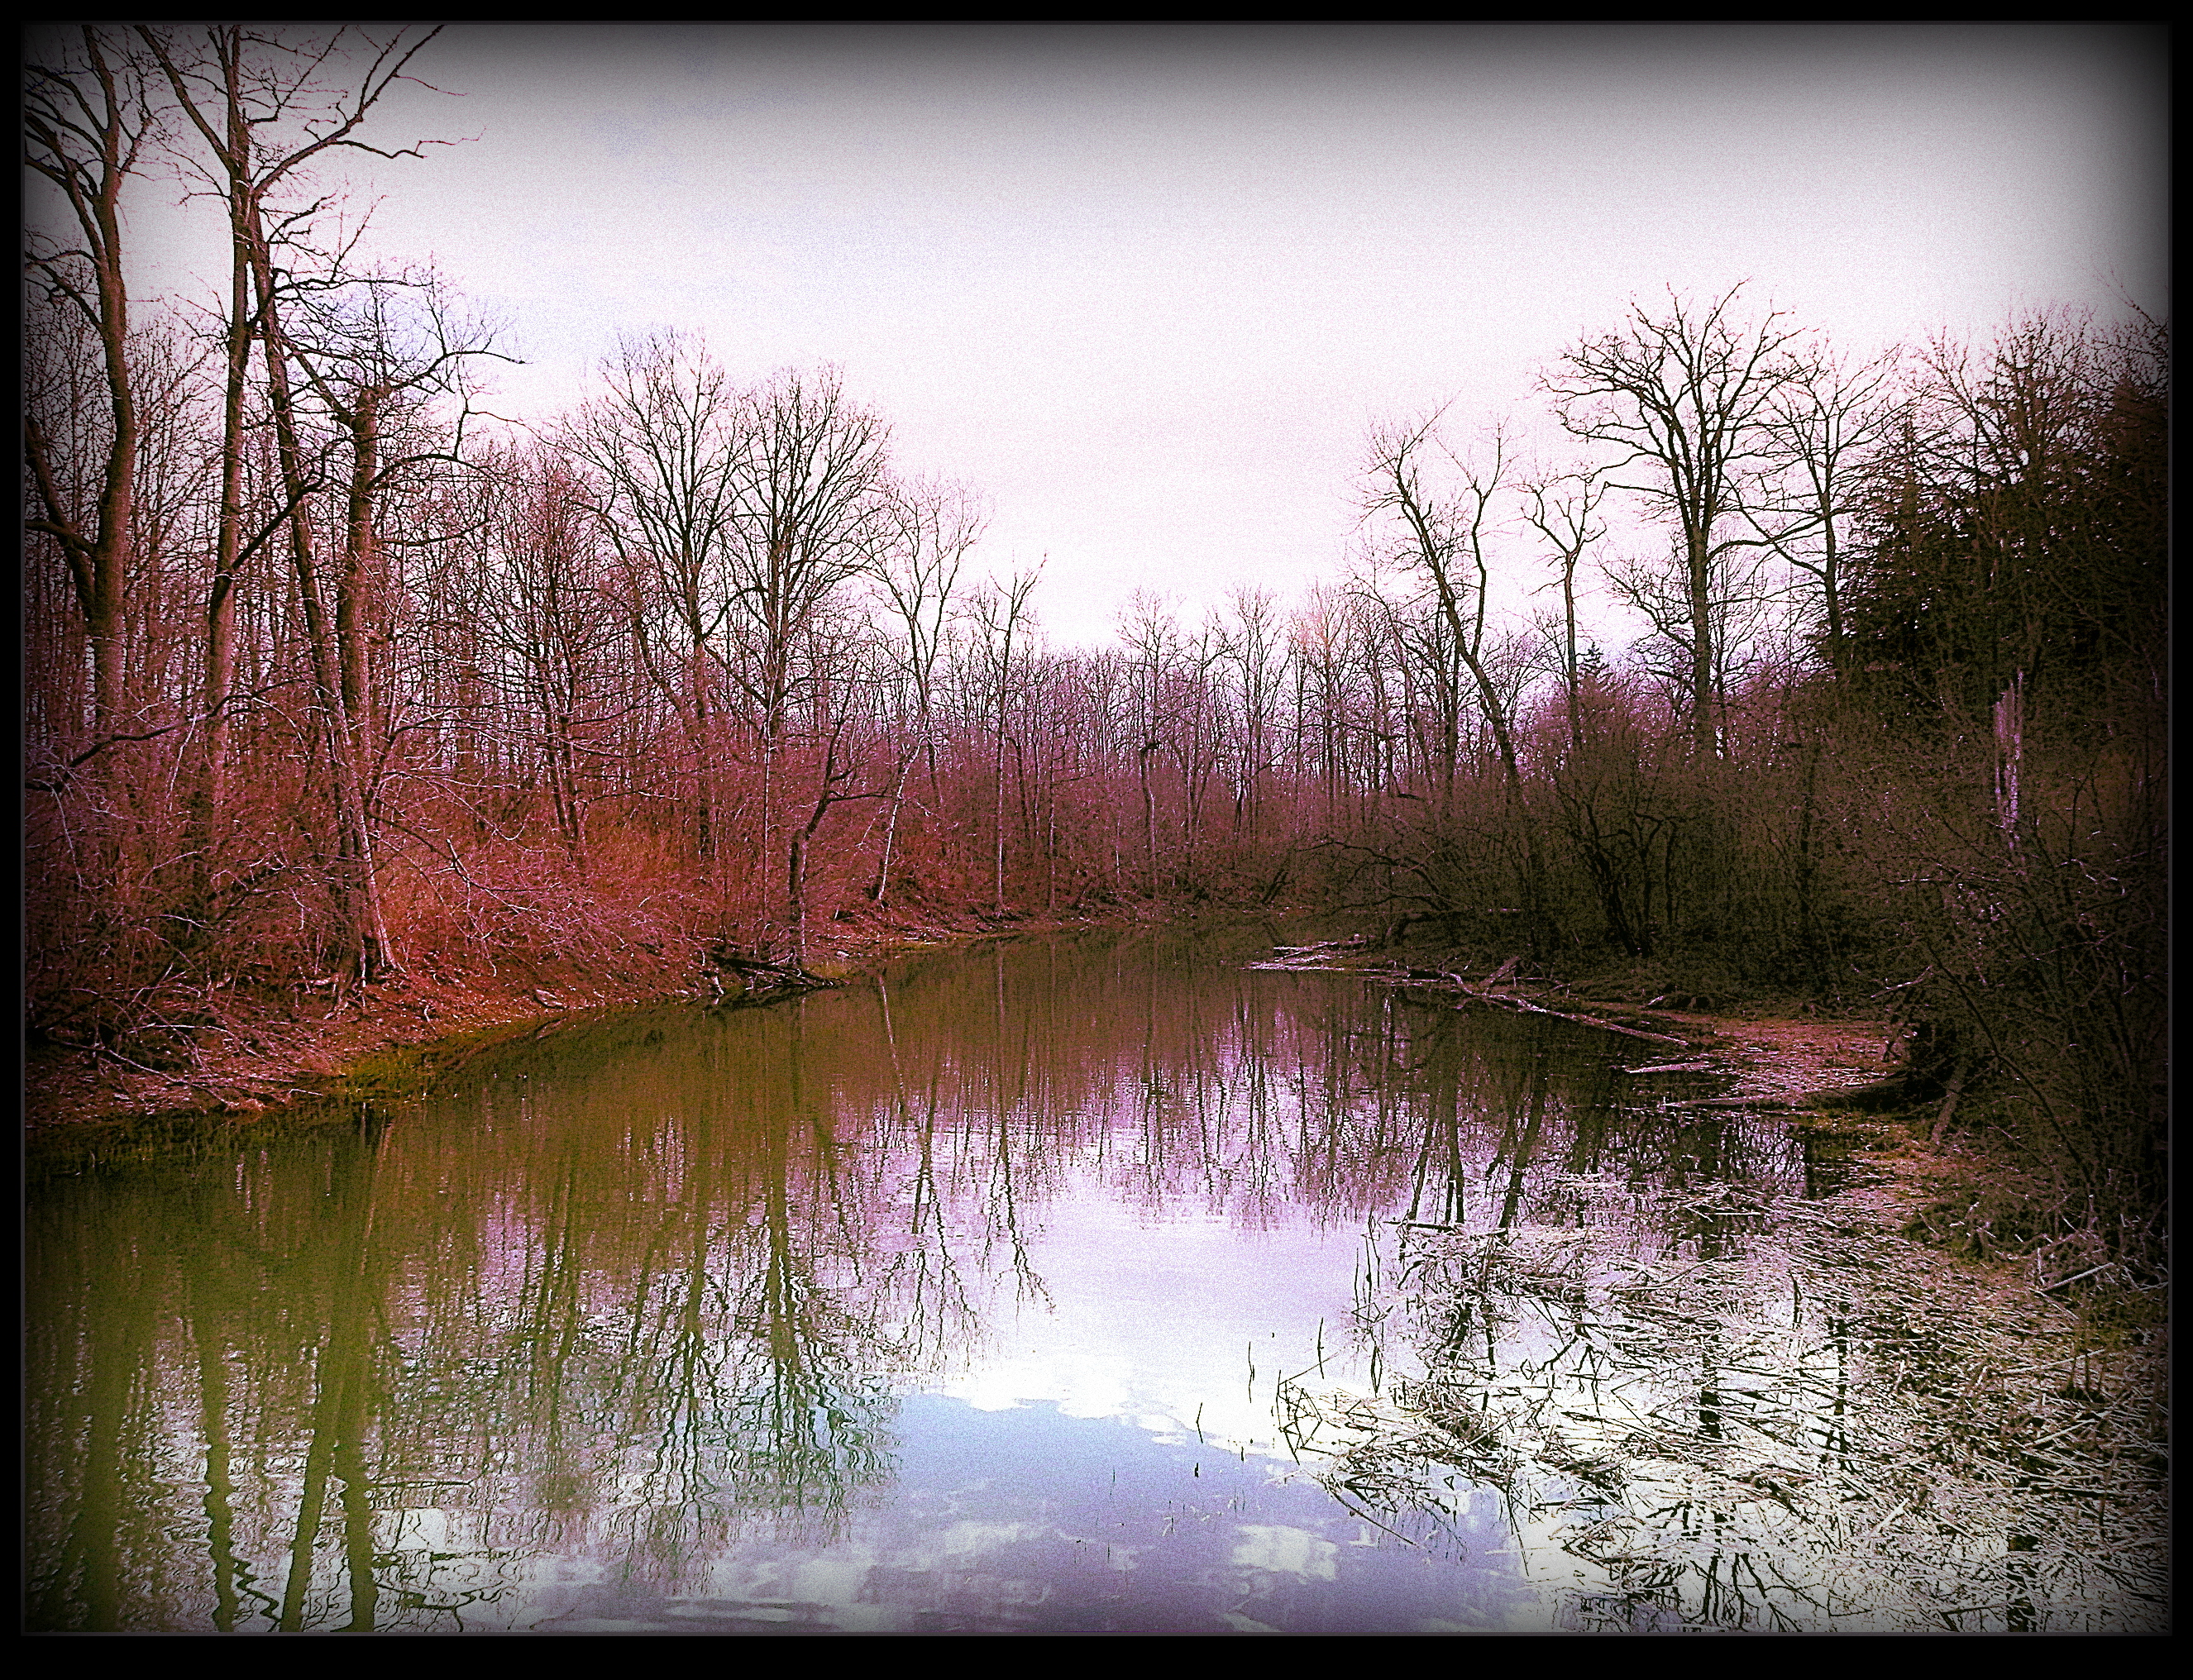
top-left (25, 926), bottom-right (2159, 1635)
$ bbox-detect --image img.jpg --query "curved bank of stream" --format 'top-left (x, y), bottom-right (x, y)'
top-left (24, 925), bottom-right (2164, 1635)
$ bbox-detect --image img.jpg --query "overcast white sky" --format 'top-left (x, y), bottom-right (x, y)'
top-left (121, 22), bottom-right (2167, 648)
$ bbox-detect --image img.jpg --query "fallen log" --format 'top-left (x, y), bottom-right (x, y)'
top-left (1255, 950), bottom-right (1692, 1048)
top-left (1459, 990), bottom-right (1690, 1047)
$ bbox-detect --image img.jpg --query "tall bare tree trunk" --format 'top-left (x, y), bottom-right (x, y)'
top-left (188, 55), bottom-right (257, 881)
top-left (194, 182), bottom-right (252, 872)
top-left (252, 244), bottom-right (393, 983)
top-left (24, 27), bottom-right (146, 756)
top-left (337, 390), bottom-right (383, 786)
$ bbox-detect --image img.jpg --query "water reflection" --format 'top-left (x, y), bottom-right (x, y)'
top-left (1285, 1178), bottom-right (2165, 1635)
top-left (28, 926), bottom-right (1795, 1634)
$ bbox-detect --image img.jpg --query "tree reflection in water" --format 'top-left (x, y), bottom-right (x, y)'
top-left (33, 924), bottom-right (1907, 1635)
top-left (1283, 1174), bottom-right (2167, 1633)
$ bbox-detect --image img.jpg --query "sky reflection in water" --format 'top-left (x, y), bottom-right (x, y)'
top-left (29, 926), bottom-right (1781, 1635)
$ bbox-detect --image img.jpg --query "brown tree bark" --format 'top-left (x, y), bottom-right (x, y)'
top-left (24, 27), bottom-right (152, 752)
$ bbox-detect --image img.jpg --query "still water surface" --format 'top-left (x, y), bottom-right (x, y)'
top-left (31, 926), bottom-right (1804, 1635)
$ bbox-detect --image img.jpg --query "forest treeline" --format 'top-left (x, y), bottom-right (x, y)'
top-left (23, 27), bottom-right (2166, 1268)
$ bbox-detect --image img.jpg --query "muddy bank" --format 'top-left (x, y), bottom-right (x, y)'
top-left (21, 903), bottom-right (1186, 1138)
top-left (1258, 937), bottom-right (2166, 1327)
top-left (1253, 941), bottom-right (2009, 1269)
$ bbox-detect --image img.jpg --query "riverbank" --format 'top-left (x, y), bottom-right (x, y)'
top-left (1252, 940), bottom-right (2175, 1307)
top-left (1254, 938), bottom-right (1901, 1105)
top-left (22, 909), bottom-right (1899, 1139)
top-left (21, 900), bottom-right (1193, 1138)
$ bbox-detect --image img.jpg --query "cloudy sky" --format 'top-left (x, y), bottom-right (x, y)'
top-left (128, 22), bottom-right (2167, 647)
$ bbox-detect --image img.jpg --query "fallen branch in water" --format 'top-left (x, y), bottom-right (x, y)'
top-left (1457, 990), bottom-right (1690, 1047)
top-left (705, 947), bottom-right (844, 1003)
top-left (1250, 946), bottom-right (1694, 1048)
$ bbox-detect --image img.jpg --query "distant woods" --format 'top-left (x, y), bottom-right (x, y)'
top-left (22, 27), bottom-right (2166, 1263)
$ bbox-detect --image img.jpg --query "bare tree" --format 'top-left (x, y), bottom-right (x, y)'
top-left (1751, 341), bottom-right (1907, 662)
top-left (1117, 592), bottom-right (1185, 899)
top-left (782, 615), bottom-right (891, 967)
top-left (141, 24), bottom-right (450, 984)
top-left (969, 566), bottom-right (1044, 917)
top-left (465, 442), bottom-right (628, 865)
top-left (1216, 586), bottom-right (1290, 846)
top-left (1519, 463), bottom-right (1610, 758)
top-left (23, 26), bottom-right (159, 750)
top-left (289, 272), bottom-right (498, 737)
top-left (724, 366), bottom-right (891, 952)
top-left (561, 331), bottom-right (743, 863)
top-left (1545, 284), bottom-right (1808, 756)
top-left (866, 476), bottom-right (983, 906)
top-left (1363, 416), bottom-right (1530, 797)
